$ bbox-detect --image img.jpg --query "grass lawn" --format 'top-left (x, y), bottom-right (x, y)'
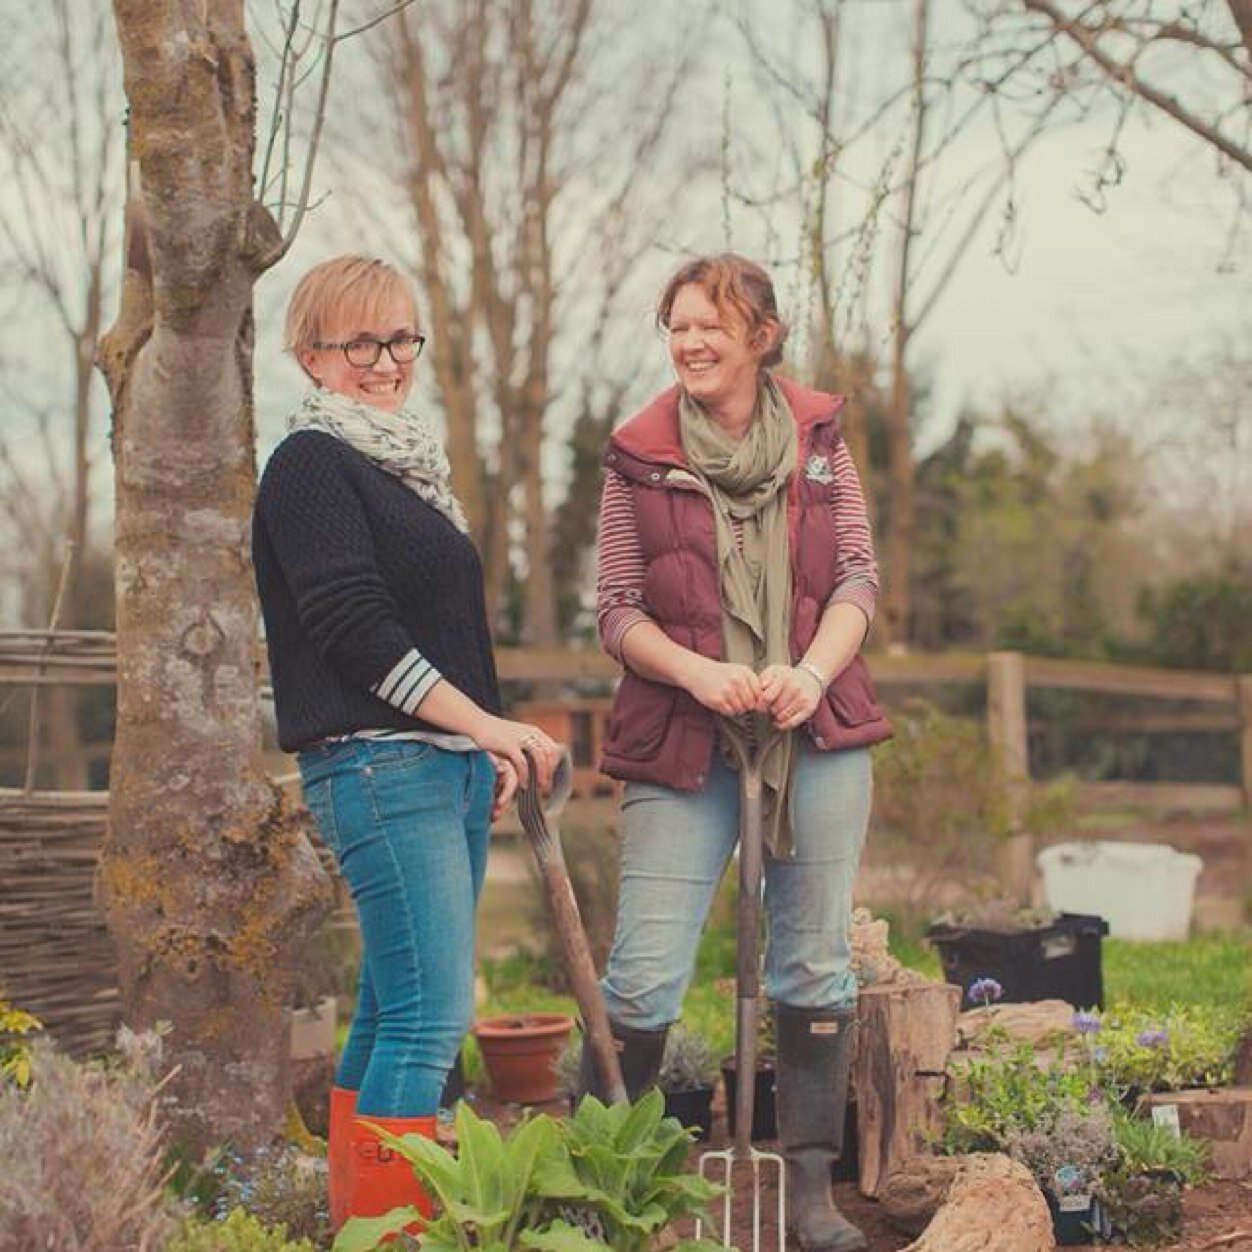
top-left (475, 878), bottom-right (1251, 1063)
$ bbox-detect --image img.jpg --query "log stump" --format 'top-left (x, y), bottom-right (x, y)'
top-left (854, 975), bottom-right (961, 1197)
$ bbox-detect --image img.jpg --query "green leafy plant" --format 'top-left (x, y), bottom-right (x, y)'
top-left (167, 1209), bottom-right (318, 1252)
top-left (1097, 1166), bottom-right (1185, 1249)
top-left (1108, 1107), bottom-right (1208, 1184)
top-left (0, 995), bottom-right (41, 1088)
top-left (334, 1093), bottom-right (724, 1252)
top-left (940, 1040), bottom-right (1092, 1154)
top-left (1092, 1004), bottom-right (1239, 1093)
top-left (335, 1102), bottom-right (564, 1251)
top-left (542, 1091), bottom-right (723, 1251)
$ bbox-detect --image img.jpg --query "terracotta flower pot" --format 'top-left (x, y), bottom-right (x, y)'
top-left (472, 1013), bottom-right (574, 1104)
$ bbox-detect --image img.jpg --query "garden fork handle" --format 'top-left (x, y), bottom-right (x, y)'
top-left (519, 748), bottom-right (627, 1104)
top-left (719, 719), bottom-right (785, 1158)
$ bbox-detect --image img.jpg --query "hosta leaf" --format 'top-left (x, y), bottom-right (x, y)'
top-left (366, 1123), bottom-right (464, 1203)
top-left (332, 1207), bottom-right (422, 1251)
top-left (519, 1219), bottom-right (613, 1251)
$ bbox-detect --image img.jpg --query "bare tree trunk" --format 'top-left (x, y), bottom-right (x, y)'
top-left (881, 0), bottom-right (930, 648)
top-left (98, 1), bottom-right (330, 1153)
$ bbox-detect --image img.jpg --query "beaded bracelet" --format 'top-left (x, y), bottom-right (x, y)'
top-left (795, 660), bottom-right (828, 692)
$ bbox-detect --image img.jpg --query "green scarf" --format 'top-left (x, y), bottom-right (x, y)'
top-left (679, 374), bottom-right (798, 855)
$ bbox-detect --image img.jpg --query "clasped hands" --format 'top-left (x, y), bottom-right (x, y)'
top-left (685, 657), bottom-right (826, 731)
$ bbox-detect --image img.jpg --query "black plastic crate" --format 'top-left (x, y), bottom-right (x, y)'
top-left (926, 912), bottom-right (1109, 1010)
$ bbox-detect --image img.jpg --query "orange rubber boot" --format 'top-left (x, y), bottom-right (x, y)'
top-left (327, 1086), bottom-right (357, 1231)
top-left (346, 1113), bottom-right (436, 1238)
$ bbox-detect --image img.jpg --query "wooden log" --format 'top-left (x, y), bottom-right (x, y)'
top-left (1141, 1087), bottom-right (1252, 1180)
top-left (897, 1153), bottom-right (1053, 1252)
top-left (855, 978), bottom-right (961, 1197)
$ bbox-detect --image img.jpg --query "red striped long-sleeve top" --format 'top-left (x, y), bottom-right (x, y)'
top-left (596, 439), bottom-right (878, 661)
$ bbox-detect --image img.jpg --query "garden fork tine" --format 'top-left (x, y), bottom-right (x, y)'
top-left (517, 747), bottom-right (628, 1104)
top-left (697, 717), bottom-right (787, 1252)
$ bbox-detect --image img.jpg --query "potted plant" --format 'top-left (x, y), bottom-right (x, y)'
top-left (1096, 1106), bottom-right (1208, 1246)
top-left (553, 1035), bottom-right (582, 1113)
top-left (472, 1011), bottom-right (574, 1104)
top-left (658, 1024), bottom-right (718, 1142)
top-left (1006, 1104), bottom-right (1117, 1245)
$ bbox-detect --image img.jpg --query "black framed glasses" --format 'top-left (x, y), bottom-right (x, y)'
top-left (313, 334), bottom-right (426, 368)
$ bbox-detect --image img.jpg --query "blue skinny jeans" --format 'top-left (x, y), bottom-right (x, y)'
top-left (297, 738), bottom-right (494, 1117)
top-left (600, 743), bottom-right (872, 1030)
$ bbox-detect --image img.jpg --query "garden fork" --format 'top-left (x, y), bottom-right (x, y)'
top-left (518, 747), bottom-right (627, 1103)
top-left (697, 717), bottom-right (787, 1252)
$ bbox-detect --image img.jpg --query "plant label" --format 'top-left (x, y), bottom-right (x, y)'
top-left (1151, 1104), bottom-right (1182, 1137)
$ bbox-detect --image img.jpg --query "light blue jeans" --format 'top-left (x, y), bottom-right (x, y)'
top-left (600, 744), bottom-right (872, 1030)
top-left (297, 738), bottom-right (494, 1117)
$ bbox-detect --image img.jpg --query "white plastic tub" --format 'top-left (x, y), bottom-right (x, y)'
top-left (1035, 841), bottom-right (1203, 941)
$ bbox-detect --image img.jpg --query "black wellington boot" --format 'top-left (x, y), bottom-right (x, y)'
top-left (775, 1003), bottom-right (867, 1252)
top-left (576, 1017), bottom-right (669, 1102)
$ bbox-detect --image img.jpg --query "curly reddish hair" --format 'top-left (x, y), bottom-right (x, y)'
top-left (655, 253), bottom-right (789, 368)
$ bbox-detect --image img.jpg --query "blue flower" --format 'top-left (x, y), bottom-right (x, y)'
top-left (1072, 1010), bottom-right (1102, 1034)
top-left (967, 977), bottom-right (1003, 1007)
top-left (1136, 1027), bottom-right (1169, 1048)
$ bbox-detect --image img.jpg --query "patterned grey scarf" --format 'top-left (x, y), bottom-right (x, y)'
top-left (287, 388), bottom-right (468, 533)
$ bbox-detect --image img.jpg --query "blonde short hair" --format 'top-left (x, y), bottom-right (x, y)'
top-left (656, 253), bottom-right (789, 369)
top-left (284, 255), bottom-right (418, 359)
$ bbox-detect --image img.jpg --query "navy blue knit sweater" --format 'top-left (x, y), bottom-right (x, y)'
top-left (252, 430), bottom-right (502, 752)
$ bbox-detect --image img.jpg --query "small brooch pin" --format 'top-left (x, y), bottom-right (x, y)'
top-left (804, 454), bottom-right (834, 484)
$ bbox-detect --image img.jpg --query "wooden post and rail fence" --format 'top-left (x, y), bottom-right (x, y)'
top-left (1, 631), bottom-right (1248, 1053)
top-left (1, 631), bottom-right (1249, 814)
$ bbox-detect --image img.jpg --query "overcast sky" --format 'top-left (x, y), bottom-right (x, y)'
top-left (252, 0), bottom-right (1250, 467)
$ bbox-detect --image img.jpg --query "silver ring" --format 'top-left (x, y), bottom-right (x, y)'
top-left (521, 733), bottom-right (540, 749)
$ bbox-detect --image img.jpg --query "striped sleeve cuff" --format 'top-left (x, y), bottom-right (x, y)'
top-left (828, 577), bottom-right (878, 625)
top-left (371, 648), bottom-right (443, 716)
top-left (600, 607), bottom-right (651, 662)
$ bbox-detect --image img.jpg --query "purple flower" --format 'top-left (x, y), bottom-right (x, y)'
top-left (1072, 1010), bottom-right (1102, 1035)
top-left (1136, 1028), bottom-right (1169, 1048)
top-left (1086, 1086), bottom-right (1105, 1106)
top-left (1093, 1046), bottom-right (1108, 1064)
top-left (967, 977), bottom-right (1003, 1007)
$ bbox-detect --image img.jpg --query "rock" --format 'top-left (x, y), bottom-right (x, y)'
top-left (895, 1154), bottom-right (1053, 1252)
top-left (956, 999), bottom-right (1076, 1048)
top-left (851, 907), bottom-right (904, 985)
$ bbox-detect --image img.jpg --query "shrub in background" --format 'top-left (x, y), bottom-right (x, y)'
top-left (0, 1038), bottom-right (182, 1252)
top-left (523, 816), bottom-right (621, 984)
top-left (870, 700), bottom-right (1073, 929)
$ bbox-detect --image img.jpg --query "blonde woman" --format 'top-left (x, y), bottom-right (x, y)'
top-left (252, 256), bottom-right (561, 1231)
